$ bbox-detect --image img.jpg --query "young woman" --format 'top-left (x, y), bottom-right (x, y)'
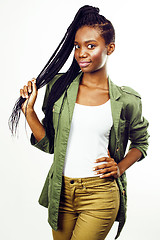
top-left (9, 5), bottom-right (149, 240)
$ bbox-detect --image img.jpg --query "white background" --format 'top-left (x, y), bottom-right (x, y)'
top-left (0, 0), bottom-right (159, 239)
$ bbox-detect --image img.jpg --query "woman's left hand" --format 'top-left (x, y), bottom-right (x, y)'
top-left (93, 156), bottom-right (120, 179)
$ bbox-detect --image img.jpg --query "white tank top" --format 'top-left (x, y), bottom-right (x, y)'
top-left (63, 100), bottom-right (113, 178)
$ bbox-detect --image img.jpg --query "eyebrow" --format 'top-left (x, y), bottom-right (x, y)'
top-left (74, 40), bottom-right (97, 44)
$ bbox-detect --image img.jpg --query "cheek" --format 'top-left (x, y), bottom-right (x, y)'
top-left (74, 51), bottom-right (78, 61)
top-left (91, 50), bottom-right (106, 62)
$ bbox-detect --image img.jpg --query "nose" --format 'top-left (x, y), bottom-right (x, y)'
top-left (79, 48), bottom-right (87, 58)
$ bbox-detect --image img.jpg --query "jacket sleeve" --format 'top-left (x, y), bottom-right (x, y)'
top-left (30, 75), bottom-right (61, 154)
top-left (127, 98), bottom-right (149, 160)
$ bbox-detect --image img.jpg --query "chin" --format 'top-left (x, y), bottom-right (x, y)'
top-left (80, 67), bottom-right (102, 74)
top-left (81, 69), bottom-right (92, 73)
top-left (80, 66), bottom-right (97, 73)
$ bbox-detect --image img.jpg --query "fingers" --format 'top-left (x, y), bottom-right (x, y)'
top-left (93, 156), bottom-right (119, 178)
top-left (93, 161), bottom-right (114, 171)
top-left (20, 78), bottom-right (36, 99)
top-left (20, 85), bottom-right (29, 99)
top-left (95, 156), bottom-right (113, 163)
top-left (95, 166), bottom-right (119, 179)
top-left (31, 78), bottom-right (37, 94)
top-left (28, 81), bottom-right (32, 94)
top-left (93, 165), bottom-right (117, 175)
top-left (99, 171), bottom-right (118, 179)
top-left (108, 149), bottom-right (111, 158)
top-left (99, 166), bottom-right (120, 179)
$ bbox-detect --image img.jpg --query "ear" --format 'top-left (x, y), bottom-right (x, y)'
top-left (107, 43), bottom-right (115, 55)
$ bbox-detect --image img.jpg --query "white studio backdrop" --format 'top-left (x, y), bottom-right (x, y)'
top-left (0, 0), bottom-right (159, 239)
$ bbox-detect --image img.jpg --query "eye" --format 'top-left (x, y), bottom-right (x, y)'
top-left (88, 44), bottom-right (95, 49)
top-left (74, 44), bottom-right (80, 49)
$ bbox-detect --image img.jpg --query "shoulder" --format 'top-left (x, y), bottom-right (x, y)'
top-left (46, 73), bottom-right (64, 92)
top-left (119, 86), bottom-right (141, 99)
top-left (118, 85), bottom-right (143, 119)
top-left (42, 73), bottom-right (64, 107)
top-left (118, 85), bottom-right (142, 114)
top-left (109, 79), bottom-right (143, 120)
top-left (108, 77), bottom-right (141, 102)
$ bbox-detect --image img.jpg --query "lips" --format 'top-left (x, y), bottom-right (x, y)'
top-left (79, 61), bottom-right (91, 68)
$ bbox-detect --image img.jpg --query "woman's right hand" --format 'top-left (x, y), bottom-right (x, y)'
top-left (20, 78), bottom-right (38, 114)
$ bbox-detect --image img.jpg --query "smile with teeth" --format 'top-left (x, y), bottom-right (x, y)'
top-left (79, 61), bottom-right (91, 68)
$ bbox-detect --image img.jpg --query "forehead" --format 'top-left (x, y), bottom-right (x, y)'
top-left (75, 26), bottom-right (104, 43)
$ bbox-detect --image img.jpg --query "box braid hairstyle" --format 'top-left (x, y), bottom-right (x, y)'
top-left (9, 5), bottom-right (115, 136)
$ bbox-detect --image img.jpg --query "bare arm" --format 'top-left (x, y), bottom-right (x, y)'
top-left (20, 79), bottom-right (45, 142)
top-left (117, 148), bottom-right (142, 176)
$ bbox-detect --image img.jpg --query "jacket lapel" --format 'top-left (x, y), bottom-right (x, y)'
top-left (66, 72), bottom-right (82, 124)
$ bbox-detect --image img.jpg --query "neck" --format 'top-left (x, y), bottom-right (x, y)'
top-left (82, 66), bottom-right (109, 90)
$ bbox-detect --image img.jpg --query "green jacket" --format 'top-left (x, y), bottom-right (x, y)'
top-left (31, 72), bottom-right (149, 239)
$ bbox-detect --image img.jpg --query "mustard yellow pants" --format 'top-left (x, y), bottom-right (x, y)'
top-left (52, 176), bottom-right (120, 240)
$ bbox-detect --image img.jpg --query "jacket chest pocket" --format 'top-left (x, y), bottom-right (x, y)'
top-left (52, 104), bottom-right (61, 133)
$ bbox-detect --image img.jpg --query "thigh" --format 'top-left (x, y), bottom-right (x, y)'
top-left (52, 211), bottom-right (77, 240)
top-left (52, 179), bottom-right (78, 240)
top-left (71, 210), bottom-right (116, 240)
top-left (71, 179), bottom-right (120, 240)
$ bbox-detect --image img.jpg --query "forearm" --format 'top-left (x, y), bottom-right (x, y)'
top-left (25, 108), bottom-right (45, 142)
top-left (118, 148), bottom-right (142, 176)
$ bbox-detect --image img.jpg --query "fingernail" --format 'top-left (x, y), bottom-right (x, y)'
top-left (32, 78), bottom-right (36, 84)
top-left (28, 89), bottom-right (32, 93)
top-left (92, 167), bottom-right (96, 171)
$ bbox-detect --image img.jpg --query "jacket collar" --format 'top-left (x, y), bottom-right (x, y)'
top-left (108, 76), bottom-right (121, 100)
top-left (66, 72), bottom-right (83, 122)
top-left (67, 72), bottom-right (122, 100)
top-left (66, 72), bottom-right (123, 140)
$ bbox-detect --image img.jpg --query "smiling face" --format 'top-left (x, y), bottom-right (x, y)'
top-left (74, 26), bottom-right (112, 73)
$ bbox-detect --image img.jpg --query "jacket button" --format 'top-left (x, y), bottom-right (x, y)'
top-left (52, 108), bottom-right (55, 112)
top-left (70, 180), bottom-right (74, 184)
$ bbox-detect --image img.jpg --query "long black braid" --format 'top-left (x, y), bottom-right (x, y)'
top-left (8, 5), bottom-right (115, 136)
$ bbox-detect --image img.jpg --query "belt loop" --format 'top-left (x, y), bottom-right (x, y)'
top-left (78, 178), bottom-right (82, 184)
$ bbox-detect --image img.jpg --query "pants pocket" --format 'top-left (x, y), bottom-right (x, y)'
top-left (85, 179), bottom-right (118, 194)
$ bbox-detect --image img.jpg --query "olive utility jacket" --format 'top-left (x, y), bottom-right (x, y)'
top-left (31, 72), bottom-right (149, 239)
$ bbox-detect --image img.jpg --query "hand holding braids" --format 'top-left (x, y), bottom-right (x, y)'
top-left (9, 5), bottom-right (115, 136)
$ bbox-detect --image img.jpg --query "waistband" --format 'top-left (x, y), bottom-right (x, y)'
top-left (62, 175), bottom-right (114, 186)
